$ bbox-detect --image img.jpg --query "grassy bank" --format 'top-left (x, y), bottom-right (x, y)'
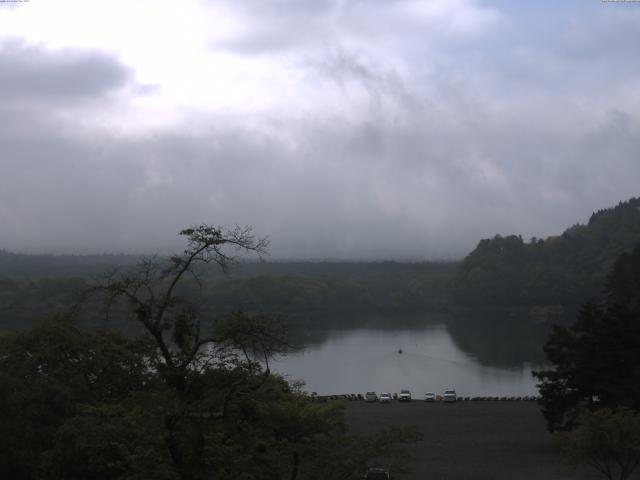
top-left (345, 401), bottom-right (599, 480)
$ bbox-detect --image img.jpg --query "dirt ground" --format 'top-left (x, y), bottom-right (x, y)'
top-left (344, 400), bottom-right (602, 480)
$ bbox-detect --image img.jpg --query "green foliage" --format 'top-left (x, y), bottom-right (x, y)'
top-left (558, 408), bottom-right (640, 480)
top-left (0, 277), bottom-right (88, 330)
top-left (0, 250), bottom-right (141, 278)
top-left (0, 225), bottom-right (419, 480)
top-left (605, 246), bottom-right (640, 312)
top-left (0, 314), bottom-right (417, 480)
top-left (0, 315), bottom-right (156, 480)
top-left (43, 400), bottom-right (178, 480)
top-left (202, 262), bottom-right (455, 316)
top-left (453, 198), bottom-right (640, 306)
top-left (534, 243), bottom-right (640, 431)
top-left (0, 262), bottom-right (457, 332)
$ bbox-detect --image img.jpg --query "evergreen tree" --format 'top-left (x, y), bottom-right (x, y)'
top-left (453, 197), bottom-right (640, 306)
top-left (534, 244), bottom-right (640, 431)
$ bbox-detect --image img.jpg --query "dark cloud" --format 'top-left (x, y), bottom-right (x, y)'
top-left (0, 2), bottom-right (639, 258)
top-left (0, 39), bottom-right (132, 104)
top-left (301, 48), bottom-right (418, 113)
top-left (2, 97), bottom-right (639, 259)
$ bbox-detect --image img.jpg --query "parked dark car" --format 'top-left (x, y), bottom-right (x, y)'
top-left (379, 392), bottom-right (392, 403)
top-left (364, 467), bottom-right (391, 479)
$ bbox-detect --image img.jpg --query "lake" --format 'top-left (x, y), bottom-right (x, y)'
top-left (274, 315), bottom-right (551, 397)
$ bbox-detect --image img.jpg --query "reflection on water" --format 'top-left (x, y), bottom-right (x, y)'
top-left (275, 314), bottom-right (552, 396)
top-left (447, 311), bottom-right (551, 369)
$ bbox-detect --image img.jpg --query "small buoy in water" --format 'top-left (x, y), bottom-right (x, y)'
top-left (398, 348), bottom-right (403, 354)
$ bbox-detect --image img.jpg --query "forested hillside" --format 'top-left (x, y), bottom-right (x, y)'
top-left (452, 198), bottom-right (640, 306)
top-left (0, 259), bottom-right (456, 331)
top-left (202, 261), bottom-right (454, 315)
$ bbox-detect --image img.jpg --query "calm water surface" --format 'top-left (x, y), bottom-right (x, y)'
top-left (274, 323), bottom-right (545, 397)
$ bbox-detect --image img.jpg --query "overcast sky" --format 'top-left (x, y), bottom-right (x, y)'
top-left (1, 0), bottom-right (639, 259)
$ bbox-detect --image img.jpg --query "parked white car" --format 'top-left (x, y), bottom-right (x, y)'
top-left (365, 391), bottom-right (378, 402)
top-left (443, 389), bottom-right (457, 403)
top-left (424, 392), bottom-right (436, 402)
top-left (399, 390), bottom-right (412, 402)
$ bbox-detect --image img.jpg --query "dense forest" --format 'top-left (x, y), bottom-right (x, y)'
top-left (0, 256), bottom-right (456, 331)
top-left (2, 197), bottom-right (640, 332)
top-left (534, 242), bottom-right (640, 432)
top-left (452, 198), bottom-right (640, 307)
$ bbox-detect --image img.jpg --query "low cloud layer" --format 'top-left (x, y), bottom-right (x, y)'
top-left (0, 40), bottom-right (131, 103)
top-left (0, 1), bottom-right (639, 259)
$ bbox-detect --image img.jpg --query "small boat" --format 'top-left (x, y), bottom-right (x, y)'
top-left (398, 348), bottom-right (403, 354)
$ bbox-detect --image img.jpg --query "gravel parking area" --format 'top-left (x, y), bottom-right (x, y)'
top-left (345, 400), bottom-right (601, 480)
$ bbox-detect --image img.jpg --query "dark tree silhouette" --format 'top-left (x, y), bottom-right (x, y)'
top-left (559, 408), bottom-right (640, 480)
top-left (95, 225), bottom-right (272, 387)
top-left (534, 243), bottom-right (640, 431)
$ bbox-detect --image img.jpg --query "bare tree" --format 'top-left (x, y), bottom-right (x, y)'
top-left (94, 224), bottom-right (270, 390)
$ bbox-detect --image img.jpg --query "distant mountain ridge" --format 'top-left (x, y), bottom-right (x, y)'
top-left (0, 250), bottom-right (142, 278)
top-left (452, 197), bottom-right (640, 306)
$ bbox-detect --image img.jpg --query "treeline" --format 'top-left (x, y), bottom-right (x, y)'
top-left (0, 250), bottom-right (141, 278)
top-left (202, 261), bottom-right (455, 315)
top-left (452, 198), bottom-right (640, 306)
top-left (0, 278), bottom-right (88, 330)
top-left (3, 197), bottom-right (640, 327)
top-left (0, 261), bottom-right (457, 331)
